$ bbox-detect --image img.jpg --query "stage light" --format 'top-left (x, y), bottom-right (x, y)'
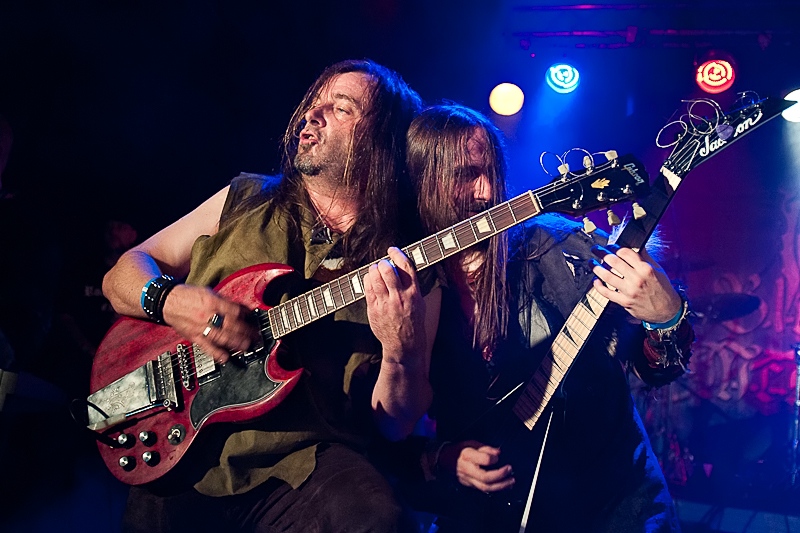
top-left (546, 64), bottom-right (580, 94)
top-left (489, 83), bottom-right (525, 116)
top-left (783, 89), bottom-right (800, 123)
top-left (696, 58), bottom-right (736, 94)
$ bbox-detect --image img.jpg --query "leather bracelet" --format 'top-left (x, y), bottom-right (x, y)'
top-left (141, 274), bottom-right (176, 324)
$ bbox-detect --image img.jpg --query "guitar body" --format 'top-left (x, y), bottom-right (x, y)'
top-left (89, 263), bottom-right (303, 485)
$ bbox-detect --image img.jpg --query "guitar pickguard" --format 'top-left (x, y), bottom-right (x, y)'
top-left (189, 351), bottom-right (281, 428)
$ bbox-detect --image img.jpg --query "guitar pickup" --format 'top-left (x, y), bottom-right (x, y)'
top-left (86, 351), bottom-right (180, 431)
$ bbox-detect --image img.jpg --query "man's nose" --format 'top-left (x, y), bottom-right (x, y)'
top-left (304, 104), bottom-right (326, 126)
top-left (473, 174), bottom-right (492, 202)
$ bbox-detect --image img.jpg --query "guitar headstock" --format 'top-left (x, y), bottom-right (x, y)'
top-left (657, 92), bottom-right (795, 182)
top-left (535, 153), bottom-right (650, 217)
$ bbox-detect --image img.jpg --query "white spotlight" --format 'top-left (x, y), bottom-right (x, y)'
top-left (489, 83), bottom-right (524, 116)
top-left (784, 89), bottom-right (800, 123)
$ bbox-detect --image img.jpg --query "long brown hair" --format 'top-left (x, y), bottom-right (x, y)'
top-left (222, 59), bottom-right (422, 268)
top-left (407, 104), bottom-right (509, 352)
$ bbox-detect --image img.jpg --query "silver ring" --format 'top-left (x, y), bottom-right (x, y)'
top-left (208, 313), bottom-right (225, 329)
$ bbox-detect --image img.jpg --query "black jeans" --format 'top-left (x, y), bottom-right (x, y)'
top-left (123, 442), bottom-right (417, 533)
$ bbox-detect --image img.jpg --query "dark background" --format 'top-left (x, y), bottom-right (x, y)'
top-left (2, 1), bottom-right (800, 531)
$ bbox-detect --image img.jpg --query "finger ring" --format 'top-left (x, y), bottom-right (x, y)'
top-left (202, 326), bottom-right (213, 337)
top-left (208, 313), bottom-right (225, 329)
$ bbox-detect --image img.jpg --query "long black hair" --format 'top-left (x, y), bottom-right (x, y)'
top-left (407, 104), bottom-right (510, 353)
top-left (222, 59), bottom-right (422, 268)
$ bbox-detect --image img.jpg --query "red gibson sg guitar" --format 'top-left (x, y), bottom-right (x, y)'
top-left (86, 154), bottom-right (649, 485)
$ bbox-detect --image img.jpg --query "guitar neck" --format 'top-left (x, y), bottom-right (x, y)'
top-left (266, 190), bottom-right (543, 338)
top-left (512, 171), bottom-right (678, 429)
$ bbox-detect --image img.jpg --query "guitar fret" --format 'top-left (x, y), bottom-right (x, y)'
top-left (405, 244), bottom-right (428, 269)
top-left (322, 286), bottom-right (334, 309)
top-left (292, 300), bottom-right (303, 326)
top-left (456, 222), bottom-right (477, 248)
top-left (490, 203), bottom-right (516, 231)
top-left (351, 272), bottom-right (363, 295)
top-left (332, 279), bottom-right (346, 307)
top-left (266, 308), bottom-right (281, 338)
top-left (342, 277), bottom-right (354, 304)
top-left (287, 301), bottom-right (299, 330)
top-left (563, 319), bottom-right (590, 342)
top-left (279, 306), bottom-right (290, 331)
top-left (425, 235), bottom-right (445, 263)
top-left (423, 235), bottom-right (444, 261)
top-left (472, 213), bottom-right (493, 236)
top-left (358, 267), bottom-right (370, 295)
top-left (549, 341), bottom-right (576, 367)
top-left (509, 193), bottom-right (539, 220)
top-left (340, 276), bottom-right (355, 305)
top-left (307, 294), bottom-right (318, 318)
top-left (440, 229), bottom-right (459, 255)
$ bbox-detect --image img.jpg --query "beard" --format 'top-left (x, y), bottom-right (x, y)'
top-left (294, 144), bottom-right (324, 176)
top-left (294, 134), bottom-right (349, 180)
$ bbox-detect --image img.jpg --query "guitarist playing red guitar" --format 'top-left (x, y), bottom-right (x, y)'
top-left (380, 104), bottom-right (695, 533)
top-left (98, 59), bottom-right (441, 533)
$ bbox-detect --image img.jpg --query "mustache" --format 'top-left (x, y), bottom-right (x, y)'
top-left (297, 125), bottom-right (322, 140)
top-left (466, 200), bottom-right (490, 215)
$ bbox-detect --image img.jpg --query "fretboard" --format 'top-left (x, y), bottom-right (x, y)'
top-left (512, 287), bottom-right (610, 428)
top-left (265, 190), bottom-right (541, 339)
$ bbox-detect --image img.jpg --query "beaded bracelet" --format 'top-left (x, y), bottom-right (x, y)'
top-left (141, 274), bottom-right (176, 324)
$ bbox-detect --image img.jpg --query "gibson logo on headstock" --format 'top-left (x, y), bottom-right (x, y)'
top-left (623, 162), bottom-right (646, 185)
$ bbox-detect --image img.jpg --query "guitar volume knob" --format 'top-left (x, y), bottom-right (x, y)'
top-left (117, 433), bottom-right (134, 448)
top-left (118, 456), bottom-right (135, 471)
top-left (139, 430), bottom-right (156, 446)
top-left (142, 451), bottom-right (160, 466)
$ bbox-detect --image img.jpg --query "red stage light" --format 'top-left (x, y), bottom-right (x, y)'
top-left (696, 59), bottom-right (736, 94)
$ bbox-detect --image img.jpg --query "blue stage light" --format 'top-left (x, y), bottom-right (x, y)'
top-left (546, 64), bottom-right (580, 94)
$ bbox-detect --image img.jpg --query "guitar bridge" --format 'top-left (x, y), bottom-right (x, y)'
top-left (86, 351), bottom-right (180, 431)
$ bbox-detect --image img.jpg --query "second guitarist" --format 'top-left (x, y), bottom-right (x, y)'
top-left (381, 104), bottom-right (694, 533)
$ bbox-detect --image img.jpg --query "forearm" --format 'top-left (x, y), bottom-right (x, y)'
top-left (372, 355), bottom-right (433, 441)
top-left (102, 249), bottom-right (166, 319)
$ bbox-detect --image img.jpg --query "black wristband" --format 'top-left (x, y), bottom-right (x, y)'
top-left (141, 274), bottom-right (177, 324)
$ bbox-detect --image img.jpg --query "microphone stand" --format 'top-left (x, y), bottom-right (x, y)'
top-left (790, 344), bottom-right (800, 487)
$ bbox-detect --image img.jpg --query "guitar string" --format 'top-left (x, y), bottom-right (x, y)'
top-left (152, 313), bottom-right (274, 387)
top-left (267, 157), bottom-right (635, 337)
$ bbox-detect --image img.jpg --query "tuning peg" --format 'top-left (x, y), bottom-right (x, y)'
top-left (557, 163), bottom-right (570, 176)
top-left (632, 202), bottom-right (646, 220)
top-left (582, 217), bottom-right (597, 234)
top-left (604, 150), bottom-right (618, 161)
top-left (582, 155), bottom-right (593, 169)
top-left (607, 209), bottom-right (621, 226)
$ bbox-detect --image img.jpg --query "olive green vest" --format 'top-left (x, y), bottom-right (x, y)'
top-left (188, 174), bottom-right (381, 496)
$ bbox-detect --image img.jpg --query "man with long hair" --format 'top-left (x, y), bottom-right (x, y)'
top-left (399, 104), bottom-right (693, 532)
top-left (102, 59), bottom-right (440, 532)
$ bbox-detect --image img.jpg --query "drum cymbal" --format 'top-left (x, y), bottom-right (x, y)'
top-left (692, 293), bottom-right (760, 322)
top-left (660, 257), bottom-right (715, 272)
